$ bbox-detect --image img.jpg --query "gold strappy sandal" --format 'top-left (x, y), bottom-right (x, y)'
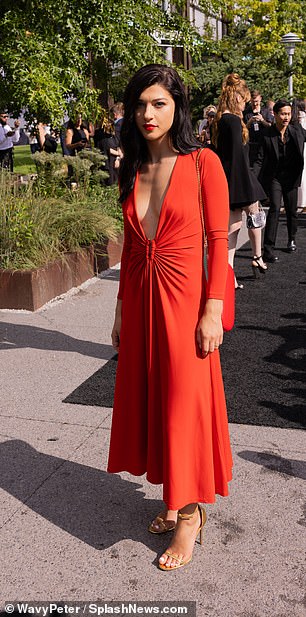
top-left (158, 504), bottom-right (206, 571)
top-left (148, 512), bottom-right (176, 534)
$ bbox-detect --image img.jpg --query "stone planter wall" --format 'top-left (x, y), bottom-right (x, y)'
top-left (0, 247), bottom-right (95, 311)
top-left (0, 235), bottom-right (123, 311)
top-left (94, 233), bottom-right (123, 273)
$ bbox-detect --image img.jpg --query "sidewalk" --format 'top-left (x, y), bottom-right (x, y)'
top-left (0, 222), bottom-right (305, 617)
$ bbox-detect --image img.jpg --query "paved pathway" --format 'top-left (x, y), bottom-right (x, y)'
top-left (0, 220), bottom-right (305, 617)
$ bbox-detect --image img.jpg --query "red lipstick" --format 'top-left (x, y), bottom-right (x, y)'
top-left (143, 124), bottom-right (156, 131)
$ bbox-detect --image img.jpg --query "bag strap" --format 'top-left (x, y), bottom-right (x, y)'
top-left (196, 148), bottom-right (208, 249)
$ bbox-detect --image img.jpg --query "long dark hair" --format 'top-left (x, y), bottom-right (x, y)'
top-left (119, 64), bottom-right (200, 203)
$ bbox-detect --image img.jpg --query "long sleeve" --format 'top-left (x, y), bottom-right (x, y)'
top-left (117, 207), bottom-right (132, 300)
top-left (0, 125), bottom-right (6, 145)
top-left (11, 129), bottom-right (20, 144)
top-left (199, 148), bottom-right (229, 300)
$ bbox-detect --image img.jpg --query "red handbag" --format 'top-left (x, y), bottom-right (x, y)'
top-left (196, 149), bottom-right (235, 332)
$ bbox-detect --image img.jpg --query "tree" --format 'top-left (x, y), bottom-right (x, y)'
top-left (0, 0), bottom-right (216, 124)
top-left (191, 0), bottom-right (306, 119)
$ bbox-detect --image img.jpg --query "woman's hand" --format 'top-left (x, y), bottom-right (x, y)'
top-left (196, 299), bottom-right (223, 357)
top-left (111, 300), bottom-right (122, 350)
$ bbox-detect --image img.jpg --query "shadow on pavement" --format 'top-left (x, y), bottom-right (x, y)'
top-left (0, 323), bottom-right (113, 360)
top-left (238, 450), bottom-right (306, 480)
top-left (0, 439), bottom-right (165, 550)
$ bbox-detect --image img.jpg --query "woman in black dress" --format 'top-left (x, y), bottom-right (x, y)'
top-left (65, 113), bottom-right (90, 155)
top-left (212, 74), bottom-right (267, 286)
top-left (95, 118), bottom-right (122, 185)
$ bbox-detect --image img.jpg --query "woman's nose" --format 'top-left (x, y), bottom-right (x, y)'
top-left (143, 104), bottom-right (154, 120)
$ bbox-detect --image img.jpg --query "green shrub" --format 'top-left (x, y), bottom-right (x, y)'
top-left (0, 168), bottom-right (120, 270)
top-left (33, 148), bottom-right (109, 194)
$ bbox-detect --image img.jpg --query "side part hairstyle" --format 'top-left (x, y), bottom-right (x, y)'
top-left (212, 73), bottom-right (250, 148)
top-left (111, 102), bottom-right (124, 117)
top-left (273, 99), bottom-right (291, 114)
top-left (119, 64), bottom-right (200, 203)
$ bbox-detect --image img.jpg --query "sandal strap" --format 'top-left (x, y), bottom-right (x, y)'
top-left (150, 514), bottom-right (176, 530)
top-left (164, 550), bottom-right (183, 564)
top-left (154, 517), bottom-right (167, 529)
top-left (178, 504), bottom-right (199, 520)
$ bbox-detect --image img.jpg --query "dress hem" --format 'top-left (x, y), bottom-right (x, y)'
top-left (107, 467), bottom-right (233, 509)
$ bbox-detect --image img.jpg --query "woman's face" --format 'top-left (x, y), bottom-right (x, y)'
top-left (134, 84), bottom-right (175, 142)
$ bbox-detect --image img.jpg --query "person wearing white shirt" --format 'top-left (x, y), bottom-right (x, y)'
top-left (0, 111), bottom-right (21, 171)
top-left (24, 123), bottom-right (40, 154)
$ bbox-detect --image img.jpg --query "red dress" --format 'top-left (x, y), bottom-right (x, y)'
top-left (107, 148), bottom-right (233, 509)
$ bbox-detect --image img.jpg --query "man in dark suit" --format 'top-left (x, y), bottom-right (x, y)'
top-left (253, 99), bottom-right (306, 262)
top-left (111, 102), bottom-right (124, 147)
top-left (243, 90), bottom-right (273, 168)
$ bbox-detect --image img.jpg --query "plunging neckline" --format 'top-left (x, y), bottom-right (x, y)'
top-left (134, 154), bottom-right (180, 241)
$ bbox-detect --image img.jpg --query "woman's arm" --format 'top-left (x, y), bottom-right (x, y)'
top-left (196, 148), bottom-right (230, 356)
top-left (111, 209), bottom-right (132, 350)
top-left (65, 128), bottom-right (88, 151)
top-left (196, 299), bottom-right (224, 356)
top-left (111, 299), bottom-right (122, 350)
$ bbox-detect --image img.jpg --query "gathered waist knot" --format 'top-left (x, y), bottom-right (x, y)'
top-left (145, 238), bottom-right (156, 261)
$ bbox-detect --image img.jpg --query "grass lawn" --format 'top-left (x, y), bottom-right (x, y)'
top-left (14, 144), bottom-right (37, 175)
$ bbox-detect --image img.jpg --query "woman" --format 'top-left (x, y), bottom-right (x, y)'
top-left (95, 117), bottom-right (123, 185)
top-left (108, 65), bottom-right (232, 571)
top-left (65, 113), bottom-right (90, 154)
top-left (212, 74), bottom-right (267, 286)
top-left (200, 109), bottom-right (216, 145)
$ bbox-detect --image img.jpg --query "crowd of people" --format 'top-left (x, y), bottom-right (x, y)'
top-left (0, 104), bottom-right (125, 183)
top-left (196, 85), bottom-right (306, 281)
top-left (1, 74), bottom-right (306, 277)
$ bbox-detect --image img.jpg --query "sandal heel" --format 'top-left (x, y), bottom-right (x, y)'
top-left (198, 505), bottom-right (206, 545)
top-left (252, 255), bottom-right (267, 278)
top-left (158, 504), bottom-right (207, 571)
top-left (252, 264), bottom-right (261, 279)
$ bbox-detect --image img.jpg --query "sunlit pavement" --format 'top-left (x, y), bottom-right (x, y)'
top-left (0, 217), bottom-right (305, 617)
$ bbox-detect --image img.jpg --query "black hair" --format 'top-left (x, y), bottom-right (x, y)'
top-left (119, 64), bottom-right (200, 203)
top-left (290, 98), bottom-right (306, 125)
top-left (67, 118), bottom-right (86, 130)
top-left (273, 99), bottom-right (291, 114)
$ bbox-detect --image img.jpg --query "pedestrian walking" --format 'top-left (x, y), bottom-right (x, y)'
top-left (253, 99), bottom-right (306, 261)
top-left (211, 74), bottom-right (267, 286)
top-left (107, 64), bottom-right (232, 571)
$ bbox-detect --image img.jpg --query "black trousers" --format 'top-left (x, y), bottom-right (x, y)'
top-left (0, 148), bottom-right (13, 172)
top-left (263, 178), bottom-right (298, 258)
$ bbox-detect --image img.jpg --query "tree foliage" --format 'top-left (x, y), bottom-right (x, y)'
top-left (1, 0), bottom-right (305, 126)
top-left (191, 0), bottom-right (306, 119)
top-left (0, 0), bottom-right (213, 124)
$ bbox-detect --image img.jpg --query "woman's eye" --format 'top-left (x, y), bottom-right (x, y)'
top-left (155, 101), bottom-right (165, 108)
